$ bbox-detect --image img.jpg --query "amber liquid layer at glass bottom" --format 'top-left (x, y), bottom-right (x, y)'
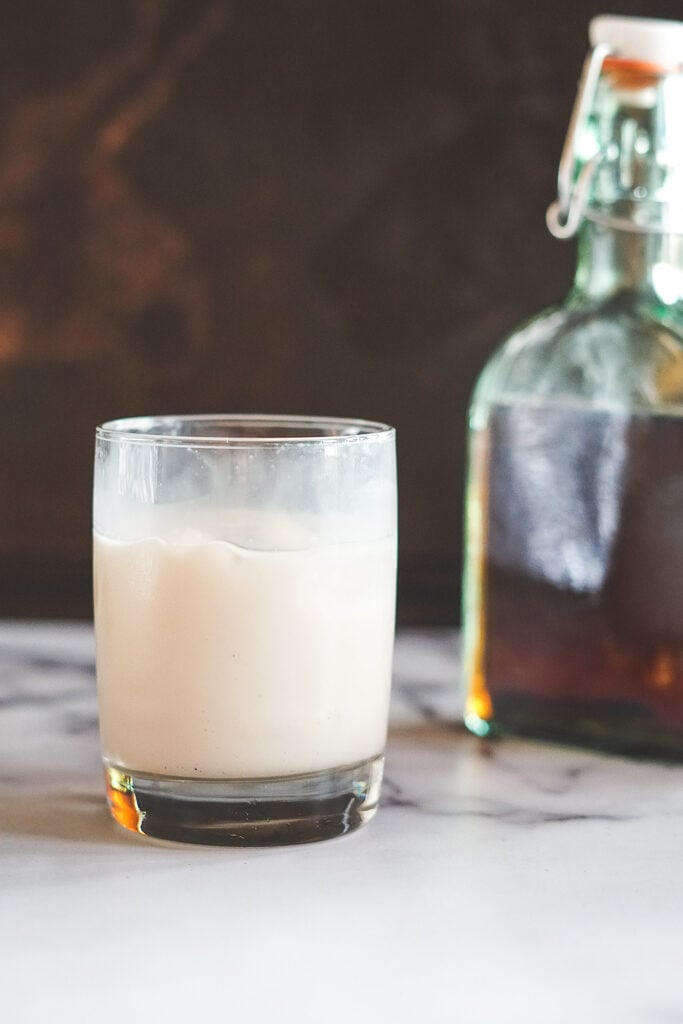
top-left (104, 755), bottom-right (384, 846)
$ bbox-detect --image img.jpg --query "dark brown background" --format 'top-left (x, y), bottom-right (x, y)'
top-left (0, 0), bottom-right (679, 622)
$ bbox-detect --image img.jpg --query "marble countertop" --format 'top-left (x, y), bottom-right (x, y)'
top-left (1, 622), bottom-right (682, 1023)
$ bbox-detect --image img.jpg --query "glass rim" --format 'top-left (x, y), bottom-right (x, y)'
top-left (96, 414), bottom-right (395, 447)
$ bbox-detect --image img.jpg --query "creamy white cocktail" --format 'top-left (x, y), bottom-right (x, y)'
top-left (93, 415), bottom-right (397, 845)
top-left (94, 527), bottom-right (395, 779)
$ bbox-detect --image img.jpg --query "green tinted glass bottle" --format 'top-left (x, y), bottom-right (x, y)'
top-left (462, 16), bottom-right (683, 758)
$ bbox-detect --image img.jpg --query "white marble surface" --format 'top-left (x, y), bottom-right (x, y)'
top-left (1, 622), bottom-right (682, 1023)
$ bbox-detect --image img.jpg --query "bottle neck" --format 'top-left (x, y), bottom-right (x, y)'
top-left (572, 216), bottom-right (683, 307)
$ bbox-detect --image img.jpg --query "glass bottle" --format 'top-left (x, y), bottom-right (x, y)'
top-left (462, 16), bottom-right (683, 759)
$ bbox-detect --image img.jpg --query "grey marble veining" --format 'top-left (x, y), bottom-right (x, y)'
top-left (1, 622), bottom-right (682, 1024)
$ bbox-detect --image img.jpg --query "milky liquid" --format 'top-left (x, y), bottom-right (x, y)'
top-left (94, 528), bottom-right (396, 778)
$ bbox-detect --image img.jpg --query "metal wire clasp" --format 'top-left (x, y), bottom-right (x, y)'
top-left (546, 43), bottom-right (611, 239)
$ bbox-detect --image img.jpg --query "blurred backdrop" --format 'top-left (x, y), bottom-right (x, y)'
top-left (1, 0), bottom-right (680, 621)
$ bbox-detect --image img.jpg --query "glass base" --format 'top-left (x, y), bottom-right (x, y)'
top-left (104, 755), bottom-right (384, 846)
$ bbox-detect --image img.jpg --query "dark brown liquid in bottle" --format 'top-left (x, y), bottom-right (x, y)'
top-left (466, 401), bottom-right (683, 759)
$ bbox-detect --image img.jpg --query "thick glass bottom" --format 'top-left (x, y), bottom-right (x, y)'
top-left (104, 755), bottom-right (384, 846)
top-left (465, 694), bottom-right (683, 762)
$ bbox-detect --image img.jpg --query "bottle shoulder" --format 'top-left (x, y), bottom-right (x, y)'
top-left (472, 295), bottom-right (683, 414)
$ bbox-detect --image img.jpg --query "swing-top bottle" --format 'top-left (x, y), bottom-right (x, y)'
top-left (462, 15), bottom-right (683, 758)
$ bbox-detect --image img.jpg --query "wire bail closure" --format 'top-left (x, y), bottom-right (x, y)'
top-left (546, 44), bottom-right (611, 239)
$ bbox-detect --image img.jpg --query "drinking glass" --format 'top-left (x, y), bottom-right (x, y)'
top-left (93, 415), bottom-right (397, 845)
